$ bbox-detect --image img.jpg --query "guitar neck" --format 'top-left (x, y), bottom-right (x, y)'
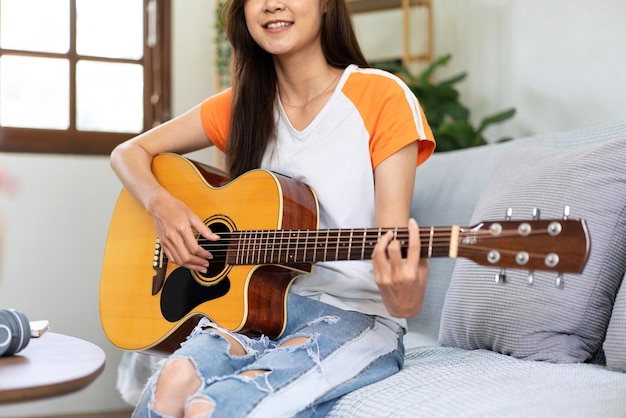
top-left (216, 227), bottom-right (460, 265)
top-left (194, 218), bottom-right (589, 274)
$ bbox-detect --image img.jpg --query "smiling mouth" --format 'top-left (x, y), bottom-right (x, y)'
top-left (265, 21), bottom-right (293, 29)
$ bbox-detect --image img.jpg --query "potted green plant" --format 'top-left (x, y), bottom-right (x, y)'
top-left (376, 54), bottom-right (516, 152)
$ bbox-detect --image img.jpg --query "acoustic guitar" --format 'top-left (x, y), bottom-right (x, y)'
top-left (99, 153), bottom-right (590, 355)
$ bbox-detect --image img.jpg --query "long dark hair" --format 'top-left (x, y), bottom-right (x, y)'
top-left (222, 0), bottom-right (368, 178)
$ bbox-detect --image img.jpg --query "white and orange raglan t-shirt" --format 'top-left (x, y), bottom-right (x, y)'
top-left (201, 64), bottom-right (435, 325)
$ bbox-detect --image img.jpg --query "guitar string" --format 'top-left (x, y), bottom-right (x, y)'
top-left (190, 230), bottom-right (550, 250)
top-left (161, 231), bottom-right (456, 261)
top-left (192, 228), bottom-right (549, 245)
top-left (159, 244), bottom-right (540, 264)
top-left (158, 229), bottom-right (551, 262)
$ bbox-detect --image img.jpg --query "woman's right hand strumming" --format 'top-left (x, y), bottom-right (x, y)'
top-left (146, 190), bottom-right (219, 274)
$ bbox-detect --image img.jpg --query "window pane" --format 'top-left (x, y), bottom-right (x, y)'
top-left (76, 0), bottom-right (144, 60)
top-left (0, 0), bottom-right (69, 53)
top-left (76, 60), bottom-right (143, 133)
top-left (0, 56), bottom-right (69, 129)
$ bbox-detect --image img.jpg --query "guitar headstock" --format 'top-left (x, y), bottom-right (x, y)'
top-left (458, 215), bottom-right (590, 276)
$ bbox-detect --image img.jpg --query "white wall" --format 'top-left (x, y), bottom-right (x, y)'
top-left (355, 0), bottom-right (626, 140)
top-left (0, 1), bottom-right (215, 416)
top-left (1, 0), bottom-right (625, 416)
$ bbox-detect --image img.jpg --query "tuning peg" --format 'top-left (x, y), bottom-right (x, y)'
top-left (532, 207), bottom-right (541, 220)
top-left (520, 212), bottom-right (536, 284)
top-left (495, 270), bottom-right (507, 285)
top-left (563, 206), bottom-right (570, 221)
top-left (497, 207), bottom-right (511, 285)
top-left (555, 273), bottom-right (565, 289)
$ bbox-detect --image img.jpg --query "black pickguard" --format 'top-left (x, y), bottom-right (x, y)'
top-left (160, 268), bottom-right (230, 322)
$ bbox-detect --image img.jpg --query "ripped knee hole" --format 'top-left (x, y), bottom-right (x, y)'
top-left (279, 336), bottom-right (309, 348)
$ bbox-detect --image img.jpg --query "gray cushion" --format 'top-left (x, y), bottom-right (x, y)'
top-left (328, 346), bottom-right (626, 417)
top-left (439, 137), bottom-right (626, 362)
top-left (407, 122), bottom-right (626, 345)
top-left (604, 274), bottom-right (626, 371)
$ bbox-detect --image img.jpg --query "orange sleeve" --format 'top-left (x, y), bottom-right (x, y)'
top-left (200, 88), bottom-right (232, 154)
top-left (343, 72), bottom-right (435, 169)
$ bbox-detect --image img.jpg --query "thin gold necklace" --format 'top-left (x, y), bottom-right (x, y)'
top-left (280, 72), bottom-right (342, 108)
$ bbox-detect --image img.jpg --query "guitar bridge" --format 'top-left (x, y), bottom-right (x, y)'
top-left (152, 237), bottom-right (167, 295)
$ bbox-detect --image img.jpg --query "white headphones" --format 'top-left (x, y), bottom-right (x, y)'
top-left (0, 309), bottom-right (30, 356)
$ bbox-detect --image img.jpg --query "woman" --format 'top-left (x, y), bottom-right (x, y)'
top-left (111, 0), bottom-right (435, 415)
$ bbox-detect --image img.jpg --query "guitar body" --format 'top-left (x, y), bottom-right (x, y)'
top-left (99, 154), bottom-right (319, 355)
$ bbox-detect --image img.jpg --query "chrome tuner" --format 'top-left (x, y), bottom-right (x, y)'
top-left (555, 273), bottom-right (565, 289)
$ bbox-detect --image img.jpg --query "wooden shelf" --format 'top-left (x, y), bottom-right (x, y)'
top-left (348, 0), bottom-right (433, 68)
top-left (348, 0), bottom-right (430, 14)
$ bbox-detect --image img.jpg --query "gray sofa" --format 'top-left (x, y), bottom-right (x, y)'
top-left (328, 121), bottom-right (626, 417)
top-left (117, 122), bottom-right (626, 417)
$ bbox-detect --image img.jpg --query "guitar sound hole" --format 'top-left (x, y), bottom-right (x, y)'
top-left (196, 221), bottom-right (232, 283)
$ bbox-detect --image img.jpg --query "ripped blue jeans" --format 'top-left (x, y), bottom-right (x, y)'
top-left (132, 293), bottom-right (404, 418)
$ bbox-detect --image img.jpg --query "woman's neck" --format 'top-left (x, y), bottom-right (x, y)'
top-left (275, 59), bottom-right (343, 109)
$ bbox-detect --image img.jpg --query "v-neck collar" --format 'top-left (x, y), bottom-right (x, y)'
top-left (277, 65), bottom-right (353, 138)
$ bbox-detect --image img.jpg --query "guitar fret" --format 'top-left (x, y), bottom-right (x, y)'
top-left (244, 230), bottom-right (251, 264)
top-left (428, 226), bottom-right (434, 258)
top-left (262, 231), bottom-right (269, 263)
top-left (361, 229), bottom-right (367, 260)
top-left (348, 228), bottom-right (354, 260)
top-left (249, 231), bottom-right (255, 264)
top-left (239, 231), bottom-right (245, 264)
top-left (245, 231), bottom-right (250, 264)
top-left (235, 230), bottom-right (242, 263)
top-left (287, 231), bottom-right (295, 263)
top-left (282, 231), bottom-right (287, 263)
top-left (254, 230), bottom-right (261, 264)
top-left (324, 230), bottom-right (330, 262)
top-left (270, 231), bottom-right (275, 263)
top-left (288, 231), bottom-right (293, 263)
top-left (294, 231), bottom-right (300, 262)
top-left (303, 230), bottom-right (309, 263)
top-left (246, 231), bottom-right (255, 264)
top-left (248, 230), bottom-right (254, 264)
top-left (288, 231), bottom-right (294, 263)
top-left (236, 231), bottom-right (243, 264)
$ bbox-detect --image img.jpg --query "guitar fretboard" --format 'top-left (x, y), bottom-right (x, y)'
top-left (213, 227), bottom-right (459, 265)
